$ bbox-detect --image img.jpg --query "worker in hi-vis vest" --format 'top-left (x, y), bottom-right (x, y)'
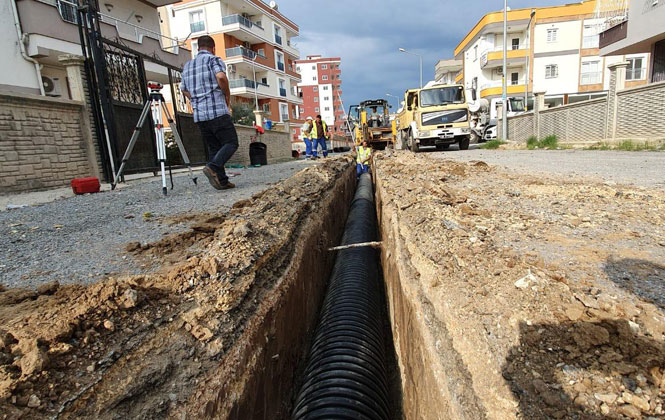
top-left (356, 140), bottom-right (371, 177)
top-left (310, 114), bottom-right (329, 159)
top-left (301, 116), bottom-right (313, 159)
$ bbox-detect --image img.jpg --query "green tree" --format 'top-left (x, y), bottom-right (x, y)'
top-left (231, 103), bottom-right (255, 126)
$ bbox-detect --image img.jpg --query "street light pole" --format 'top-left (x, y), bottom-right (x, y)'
top-left (399, 48), bottom-right (423, 88)
top-left (251, 51), bottom-right (258, 111)
top-left (502, 0), bottom-right (508, 141)
top-left (524, 9), bottom-right (536, 111)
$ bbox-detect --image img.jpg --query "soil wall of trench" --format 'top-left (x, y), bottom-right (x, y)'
top-left (0, 158), bottom-right (355, 420)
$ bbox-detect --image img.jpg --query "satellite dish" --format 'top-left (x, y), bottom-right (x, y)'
top-left (269, 1), bottom-right (277, 9)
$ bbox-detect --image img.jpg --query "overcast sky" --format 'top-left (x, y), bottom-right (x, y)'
top-left (275, 0), bottom-right (572, 111)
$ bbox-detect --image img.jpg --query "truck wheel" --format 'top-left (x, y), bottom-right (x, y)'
top-left (409, 131), bottom-right (419, 153)
top-left (458, 136), bottom-right (470, 151)
top-left (436, 144), bottom-right (450, 151)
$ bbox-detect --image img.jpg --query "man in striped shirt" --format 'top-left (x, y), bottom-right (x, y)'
top-left (181, 35), bottom-right (238, 190)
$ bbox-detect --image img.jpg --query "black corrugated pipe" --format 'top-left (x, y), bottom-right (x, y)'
top-left (292, 173), bottom-right (391, 420)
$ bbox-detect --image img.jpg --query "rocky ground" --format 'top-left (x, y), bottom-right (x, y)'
top-left (374, 151), bottom-right (665, 420)
top-left (0, 160), bottom-right (313, 289)
top-left (0, 157), bottom-right (352, 419)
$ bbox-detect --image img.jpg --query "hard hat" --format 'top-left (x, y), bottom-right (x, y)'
top-left (306, 116), bottom-right (313, 120)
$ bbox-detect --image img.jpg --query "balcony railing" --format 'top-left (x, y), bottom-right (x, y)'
top-left (277, 61), bottom-right (285, 71)
top-left (275, 34), bottom-right (282, 45)
top-left (480, 79), bottom-right (526, 90)
top-left (222, 14), bottom-right (253, 29)
top-left (279, 88), bottom-right (287, 97)
top-left (229, 78), bottom-right (270, 89)
top-left (225, 46), bottom-right (257, 59)
top-left (190, 21), bottom-right (205, 33)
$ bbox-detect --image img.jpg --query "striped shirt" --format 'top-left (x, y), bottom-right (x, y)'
top-left (180, 50), bottom-right (230, 123)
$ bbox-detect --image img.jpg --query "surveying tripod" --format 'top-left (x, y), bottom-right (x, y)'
top-left (111, 81), bottom-right (197, 195)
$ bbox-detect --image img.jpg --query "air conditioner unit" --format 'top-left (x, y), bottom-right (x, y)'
top-left (42, 76), bottom-right (62, 97)
top-left (227, 64), bottom-right (236, 73)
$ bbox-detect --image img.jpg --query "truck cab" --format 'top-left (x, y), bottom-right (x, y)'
top-left (396, 84), bottom-right (471, 152)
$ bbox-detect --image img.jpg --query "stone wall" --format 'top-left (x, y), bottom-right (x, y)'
top-left (502, 63), bottom-right (665, 143)
top-left (0, 92), bottom-right (97, 193)
top-left (615, 81), bottom-right (665, 139)
top-left (227, 125), bottom-right (293, 166)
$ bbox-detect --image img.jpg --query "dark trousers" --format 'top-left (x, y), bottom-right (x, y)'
top-left (197, 114), bottom-right (238, 184)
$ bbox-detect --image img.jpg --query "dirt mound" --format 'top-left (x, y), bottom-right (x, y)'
top-left (0, 157), bottom-right (353, 419)
top-left (374, 152), bottom-right (665, 419)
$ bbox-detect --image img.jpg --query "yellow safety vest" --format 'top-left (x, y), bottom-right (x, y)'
top-left (357, 146), bottom-right (371, 164)
top-left (310, 120), bottom-right (328, 139)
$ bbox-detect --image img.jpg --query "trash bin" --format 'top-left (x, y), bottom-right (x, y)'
top-left (249, 142), bottom-right (268, 166)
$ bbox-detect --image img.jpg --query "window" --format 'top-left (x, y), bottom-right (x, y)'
top-left (322, 64), bottom-right (328, 69)
top-left (511, 72), bottom-right (519, 85)
top-left (581, 61), bottom-right (601, 84)
top-left (279, 103), bottom-right (289, 122)
top-left (261, 77), bottom-right (268, 85)
top-left (312, 77), bottom-right (317, 81)
top-left (313, 86), bottom-right (318, 92)
top-left (322, 75), bottom-right (328, 81)
top-left (57, 0), bottom-right (77, 23)
top-left (257, 48), bottom-right (266, 58)
top-left (583, 25), bottom-right (599, 48)
top-left (296, 66), bottom-right (301, 72)
top-left (323, 86), bottom-right (329, 90)
top-left (324, 107), bottom-right (330, 111)
top-left (547, 28), bottom-right (558, 42)
top-left (278, 79), bottom-right (286, 97)
top-left (299, 107), bottom-right (304, 113)
top-left (312, 65), bottom-right (315, 70)
top-left (315, 107), bottom-right (319, 112)
top-left (324, 96), bottom-right (330, 101)
top-left (275, 51), bottom-right (285, 72)
top-left (189, 10), bottom-right (205, 33)
top-left (190, 41), bottom-right (198, 58)
top-left (512, 38), bottom-right (520, 50)
top-left (627, 57), bottom-right (646, 80)
top-left (545, 64), bottom-right (558, 78)
top-left (314, 97), bottom-right (318, 102)
top-left (473, 45), bottom-right (478, 61)
top-left (274, 24), bottom-right (282, 45)
top-left (262, 103), bottom-right (270, 113)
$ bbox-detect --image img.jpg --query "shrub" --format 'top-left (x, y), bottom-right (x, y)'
top-left (231, 103), bottom-right (255, 126)
top-left (479, 140), bottom-right (506, 149)
top-left (540, 135), bottom-right (559, 150)
top-left (526, 136), bottom-right (538, 150)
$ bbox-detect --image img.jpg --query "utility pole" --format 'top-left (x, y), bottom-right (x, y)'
top-left (399, 48), bottom-right (423, 88)
top-left (502, 0), bottom-right (508, 140)
top-left (525, 9), bottom-right (535, 111)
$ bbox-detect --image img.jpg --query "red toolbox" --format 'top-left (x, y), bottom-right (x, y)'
top-left (71, 177), bottom-right (100, 195)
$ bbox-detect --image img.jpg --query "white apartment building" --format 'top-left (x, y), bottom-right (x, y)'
top-left (454, 0), bottom-right (650, 110)
top-left (434, 59), bottom-right (463, 85)
top-left (161, 0), bottom-right (302, 125)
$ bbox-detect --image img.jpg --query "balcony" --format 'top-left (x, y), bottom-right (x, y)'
top-left (599, 21), bottom-right (628, 50)
top-left (226, 46), bottom-right (257, 60)
top-left (229, 78), bottom-right (270, 99)
top-left (283, 38), bottom-right (300, 59)
top-left (190, 21), bottom-right (205, 33)
top-left (219, 14), bottom-right (266, 44)
top-left (229, 78), bottom-right (269, 89)
top-left (480, 79), bottom-right (526, 97)
top-left (481, 45), bottom-right (527, 69)
top-left (222, 14), bottom-right (253, 29)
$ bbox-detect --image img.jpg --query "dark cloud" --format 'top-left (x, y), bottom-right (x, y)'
top-left (276, 0), bottom-right (572, 109)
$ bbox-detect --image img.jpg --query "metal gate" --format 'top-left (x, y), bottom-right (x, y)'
top-left (77, 1), bottom-right (207, 180)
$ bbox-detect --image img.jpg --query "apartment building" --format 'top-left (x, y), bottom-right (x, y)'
top-left (4, 0), bottom-right (188, 99)
top-left (454, 0), bottom-right (650, 110)
top-left (295, 55), bottom-right (344, 137)
top-left (162, 0), bottom-right (302, 128)
top-left (434, 59), bottom-right (463, 85)
top-left (600, 0), bottom-right (665, 83)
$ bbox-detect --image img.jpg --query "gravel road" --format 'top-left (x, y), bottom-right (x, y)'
top-left (431, 148), bottom-right (665, 189)
top-left (0, 159), bottom-right (314, 289)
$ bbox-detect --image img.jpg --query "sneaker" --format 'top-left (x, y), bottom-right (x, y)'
top-left (203, 167), bottom-right (222, 190)
top-left (219, 181), bottom-right (235, 190)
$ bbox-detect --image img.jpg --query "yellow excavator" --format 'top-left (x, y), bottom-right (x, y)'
top-left (347, 99), bottom-right (396, 150)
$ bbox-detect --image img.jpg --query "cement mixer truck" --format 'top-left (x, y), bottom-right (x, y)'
top-left (467, 91), bottom-right (526, 141)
